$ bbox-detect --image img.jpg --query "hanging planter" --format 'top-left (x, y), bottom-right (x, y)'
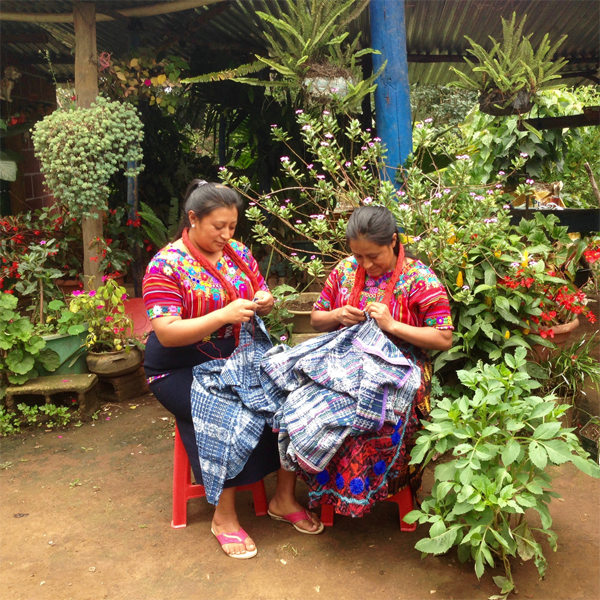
top-left (302, 63), bottom-right (354, 102)
top-left (479, 89), bottom-right (534, 117)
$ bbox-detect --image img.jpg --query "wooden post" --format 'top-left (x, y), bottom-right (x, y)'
top-left (370, 0), bottom-right (412, 185)
top-left (74, 2), bottom-right (102, 290)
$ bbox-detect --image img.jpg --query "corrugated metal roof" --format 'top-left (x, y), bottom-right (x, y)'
top-left (1, 0), bottom-right (598, 86)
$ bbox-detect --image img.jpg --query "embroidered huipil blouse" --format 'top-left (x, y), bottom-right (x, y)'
top-left (143, 239), bottom-right (269, 341)
top-left (314, 256), bottom-right (453, 331)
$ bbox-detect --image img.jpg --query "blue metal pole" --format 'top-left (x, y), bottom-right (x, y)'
top-left (370, 0), bottom-right (412, 184)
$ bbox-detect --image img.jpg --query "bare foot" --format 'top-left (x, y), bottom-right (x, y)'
top-left (211, 515), bottom-right (256, 556)
top-left (268, 497), bottom-right (321, 533)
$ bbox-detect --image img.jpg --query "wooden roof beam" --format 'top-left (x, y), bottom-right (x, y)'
top-left (2, 0), bottom-right (226, 23)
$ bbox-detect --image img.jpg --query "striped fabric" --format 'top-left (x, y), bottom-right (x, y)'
top-left (261, 315), bottom-right (421, 474)
top-left (190, 317), bottom-right (279, 505)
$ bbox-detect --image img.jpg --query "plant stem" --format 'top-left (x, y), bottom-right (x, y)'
top-left (39, 279), bottom-right (44, 326)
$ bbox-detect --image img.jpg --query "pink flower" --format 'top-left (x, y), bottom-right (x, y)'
top-left (280, 156), bottom-right (290, 162)
top-left (249, 202), bottom-right (256, 206)
top-left (285, 199), bottom-right (290, 203)
top-left (291, 252), bottom-right (298, 256)
top-left (424, 118), bottom-right (433, 123)
top-left (373, 137), bottom-right (382, 142)
top-left (72, 290), bottom-right (82, 296)
top-left (96, 305), bottom-right (105, 310)
top-left (397, 191), bottom-right (406, 197)
top-left (271, 124), bottom-right (278, 128)
top-left (102, 275), bottom-right (108, 282)
top-left (345, 161), bottom-right (352, 167)
top-left (280, 335), bottom-right (288, 341)
top-left (58, 435), bottom-right (63, 438)
top-left (302, 125), bottom-right (311, 130)
top-left (295, 220), bottom-right (302, 224)
top-left (89, 290), bottom-right (96, 297)
top-left (40, 240), bottom-right (47, 245)
top-left (121, 294), bottom-right (127, 300)
top-left (416, 123), bottom-right (424, 129)
top-left (105, 316), bottom-right (114, 322)
top-left (498, 170), bottom-right (506, 176)
top-left (520, 152), bottom-right (529, 158)
top-left (320, 142), bottom-right (330, 147)
top-left (316, 175), bottom-right (325, 180)
top-left (144, 79), bottom-right (152, 86)
top-left (323, 110), bottom-right (330, 115)
top-left (324, 133), bottom-right (333, 139)
top-left (307, 163), bottom-right (314, 169)
top-left (310, 255), bottom-right (316, 260)
top-left (363, 197), bottom-right (373, 204)
top-left (295, 109), bottom-right (304, 114)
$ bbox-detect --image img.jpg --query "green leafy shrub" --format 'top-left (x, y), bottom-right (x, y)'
top-left (260, 284), bottom-right (299, 345)
top-left (405, 348), bottom-right (600, 598)
top-left (32, 97), bottom-right (144, 217)
top-left (0, 292), bottom-right (59, 399)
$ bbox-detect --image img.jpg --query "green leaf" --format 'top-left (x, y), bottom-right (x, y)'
top-left (493, 575), bottom-right (515, 594)
top-left (36, 348), bottom-right (60, 371)
top-left (532, 422), bottom-right (561, 440)
top-left (460, 466), bottom-right (474, 486)
top-left (501, 440), bottom-right (521, 466)
top-left (414, 527), bottom-right (458, 555)
top-left (434, 460), bottom-right (457, 481)
top-left (529, 441), bottom-right (548, 469)
top-left (402, 510), bottom-right (422, 524)
top-left (534, 503), bottom-right (553, 530)
top-left (571, 454), bottom-right (600, 478)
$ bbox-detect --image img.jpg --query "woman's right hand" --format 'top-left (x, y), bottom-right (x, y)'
top-left (219, 298), bottom-right (258, 324)
top-left (334, 305), bottom-right (366, 327)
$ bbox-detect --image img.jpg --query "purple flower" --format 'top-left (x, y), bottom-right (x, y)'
top-left (487, 190), bottom-right (494, 195)
top-left (398, 204), bottom-right (410, 210)
top-left (361, 146), bottom-right (368, 151)
top-left (456, 154), bottom-right (470, 160)
top-left (397, 190), bottom-right (406, 197)
top-left (361, 166), bottom-right (367, 170)
top-left (316, 174), bottom-right (325, 180)
top-left (498, 170), bottom-right (506, 176)
top-left (280, 205), bottom-right (286, 210)
top-left (285, 199), bottom-right (290, 203)
top-left (433, 209), bottom-right (441, 214)
top-left (413, 236), bottom-right (421, 242)
top-left (295, 109), bottom-right (304, 114)
top-left (280, 156), bottom-right (290, 162)
top-left (495, 184), bottom-right (503, 189)
top-left (366, 128), bottom-right (371, 132)
top-left (434, 192), bottom-right (442, 198)
top-left (373, 137), bottom-right (381, 142)
top-left (345, 161), bottom-right (352, 167)
top-left (307, 163), bottom-right (314, 169)
top-left (526, 178), bottom-right (534, 185)
top-left (363, 197), bottom-right (373, 204)
top-left (40, 240), bottom-right (47, 245)
top-left (280, 334), bottom-right (288, 341)
top-left (503, 204), bottom-right (511, 209)
top-left (249, 202), bottom-right (256, 206)
top-left (520, 152), bottom-right (529, 158)
top-left (324, 133), bottom-right (333, 139)
top-left (323, 110), bottom-right (330, 115)
top-left (320, 141), bottom-right (330, 147)
top-left (475, 195), bottom-right (485, 201)
top-left (424, 118), bottom-right (433, 123)
top-left (368, 142), bottom-right (374, 148)
top-left (295, 220), bottom-right (302, 224)
top-left (291, 252), bottom-right (298, 256)
top-left (271, 124), bottom-right (278, 128)
top-left (416, 123), bottom-right (424, 129)
top-left (443, 189), bottom-right (450, 194)
top-left (88, 290), bottom-right (96, 297)
top-left (424, 200), bottom-right (431, 206)
top-left (469, 192), bottom-right (476, 197)
top-left (310, 255), bottom-right (316, 260)
top-left (432, 227), bottom-right (439, 233)
top-left (484, 218), bottom-right (498, 224)
top-left (218, 166), bottom-right (225, 171)
top-left (302, 125), bottom-right (311, 131)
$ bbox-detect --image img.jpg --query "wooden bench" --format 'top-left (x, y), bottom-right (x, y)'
top-left (5, 374), bottom-right (101, 420)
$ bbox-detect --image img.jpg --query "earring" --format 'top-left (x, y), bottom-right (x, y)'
top-left (191, 224), bottom-right (196, 228)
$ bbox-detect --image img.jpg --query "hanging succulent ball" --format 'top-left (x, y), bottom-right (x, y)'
top-left (31, 96), bottom-right (144, 218)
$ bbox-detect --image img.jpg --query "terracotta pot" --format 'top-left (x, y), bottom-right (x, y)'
top-left (86, 347), bottom-right (143, 378)
top-left (56, 279), bottom-right (83, 296)
top-left (529, 317), bottom-right (580, 362)
top-left (285, 292), bottom-right (321, 333)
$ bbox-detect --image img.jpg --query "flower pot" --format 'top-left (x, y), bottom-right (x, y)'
top-left (37, 330), bottom-right (89, 376)
top-left (56, 279), bottom-right (83, 296)
top-left (302, 75), bottom-right (353, 99)
top-left (284, 292), bottom-right (321, 334)
top-left (479, 89), bottom-right (533, 116)
top-left (529, 317), bottom-right (580, 362)
top-left (86, 347), bottom-right (143, 378)
top-left (579, 420), bottom-right (599, 462)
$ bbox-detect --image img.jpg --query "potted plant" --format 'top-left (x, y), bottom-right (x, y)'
top-left (183, 0), bottom-right (384, 113)
top-left (450, 13), bottom-right (568, 116)
top-left (404, 348), bottom-right (600, 599)
top-left (579, 417), bottom-right (599, 462)
top-left (67, 278), bottom-right (144, 377)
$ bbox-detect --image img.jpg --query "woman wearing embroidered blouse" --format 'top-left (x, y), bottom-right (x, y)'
top-left (308, 205), bottom-right (453, 518)
top-left (143, 180), bottom-right (323, 560)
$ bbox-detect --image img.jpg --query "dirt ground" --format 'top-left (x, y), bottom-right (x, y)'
top-left (1, 394), bottom-right (599, 600)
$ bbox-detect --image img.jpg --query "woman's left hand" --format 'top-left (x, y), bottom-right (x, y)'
top-left (365, 302), bottom-right (395, 333)
top-left (254, 290), bottom-right (275, 316)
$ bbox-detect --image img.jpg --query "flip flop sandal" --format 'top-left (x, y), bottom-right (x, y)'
top-left (268, 509), bottom-right (325, 535)
top-left (211, 527), bottom-right (258, 559)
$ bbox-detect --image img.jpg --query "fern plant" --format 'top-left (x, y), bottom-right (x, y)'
top-left (183, 0), bottom-right (384, 113)
top-left (138, 198), bottom-right (179, 249)
top-left (450, 13), bottom-right (568, 115)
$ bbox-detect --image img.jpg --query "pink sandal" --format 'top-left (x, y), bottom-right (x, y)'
top-left (211, 527), bottom-right (258, 559)
top-left (268, 509), bottom-right (325, 535)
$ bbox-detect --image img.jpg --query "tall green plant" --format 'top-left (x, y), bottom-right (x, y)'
top-left (405, 349), bottom-right (600, 599)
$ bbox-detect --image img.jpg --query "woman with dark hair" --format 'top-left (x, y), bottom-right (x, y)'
top-left (307, 205), bottom-right (453, 517)
top-left (143, 180), bottom-right (323, 560)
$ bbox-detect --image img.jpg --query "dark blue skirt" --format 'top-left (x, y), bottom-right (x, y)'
top-left (145, 331), bottom-right (280, 488)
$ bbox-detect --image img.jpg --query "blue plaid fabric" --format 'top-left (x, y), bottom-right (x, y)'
top-left (261, 315), bottom-right (421, 473)
top-left (191, 315), bottom-right (420, 504)
top-left (190, 317), bottom-right (279, 505)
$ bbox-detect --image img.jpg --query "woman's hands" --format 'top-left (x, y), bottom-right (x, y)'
top-left (364, 302), bottom-right (394, 333)
top-left (220, 298), bottom-right (258, 324)
top-left (253, 290), bottom-right (274, 316)
top-left (335, 305), bottom-right (366, 327)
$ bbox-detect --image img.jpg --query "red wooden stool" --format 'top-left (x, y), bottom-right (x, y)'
top-left (171, 423), bottom-right (269, 528)
top-left (320, 485), bottom-right (417, 531)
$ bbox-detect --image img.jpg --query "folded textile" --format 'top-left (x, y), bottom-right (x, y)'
top-left (260, 315), bottom-right (421, 473)
top-left (190, 317), bottom-right (279, 505)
